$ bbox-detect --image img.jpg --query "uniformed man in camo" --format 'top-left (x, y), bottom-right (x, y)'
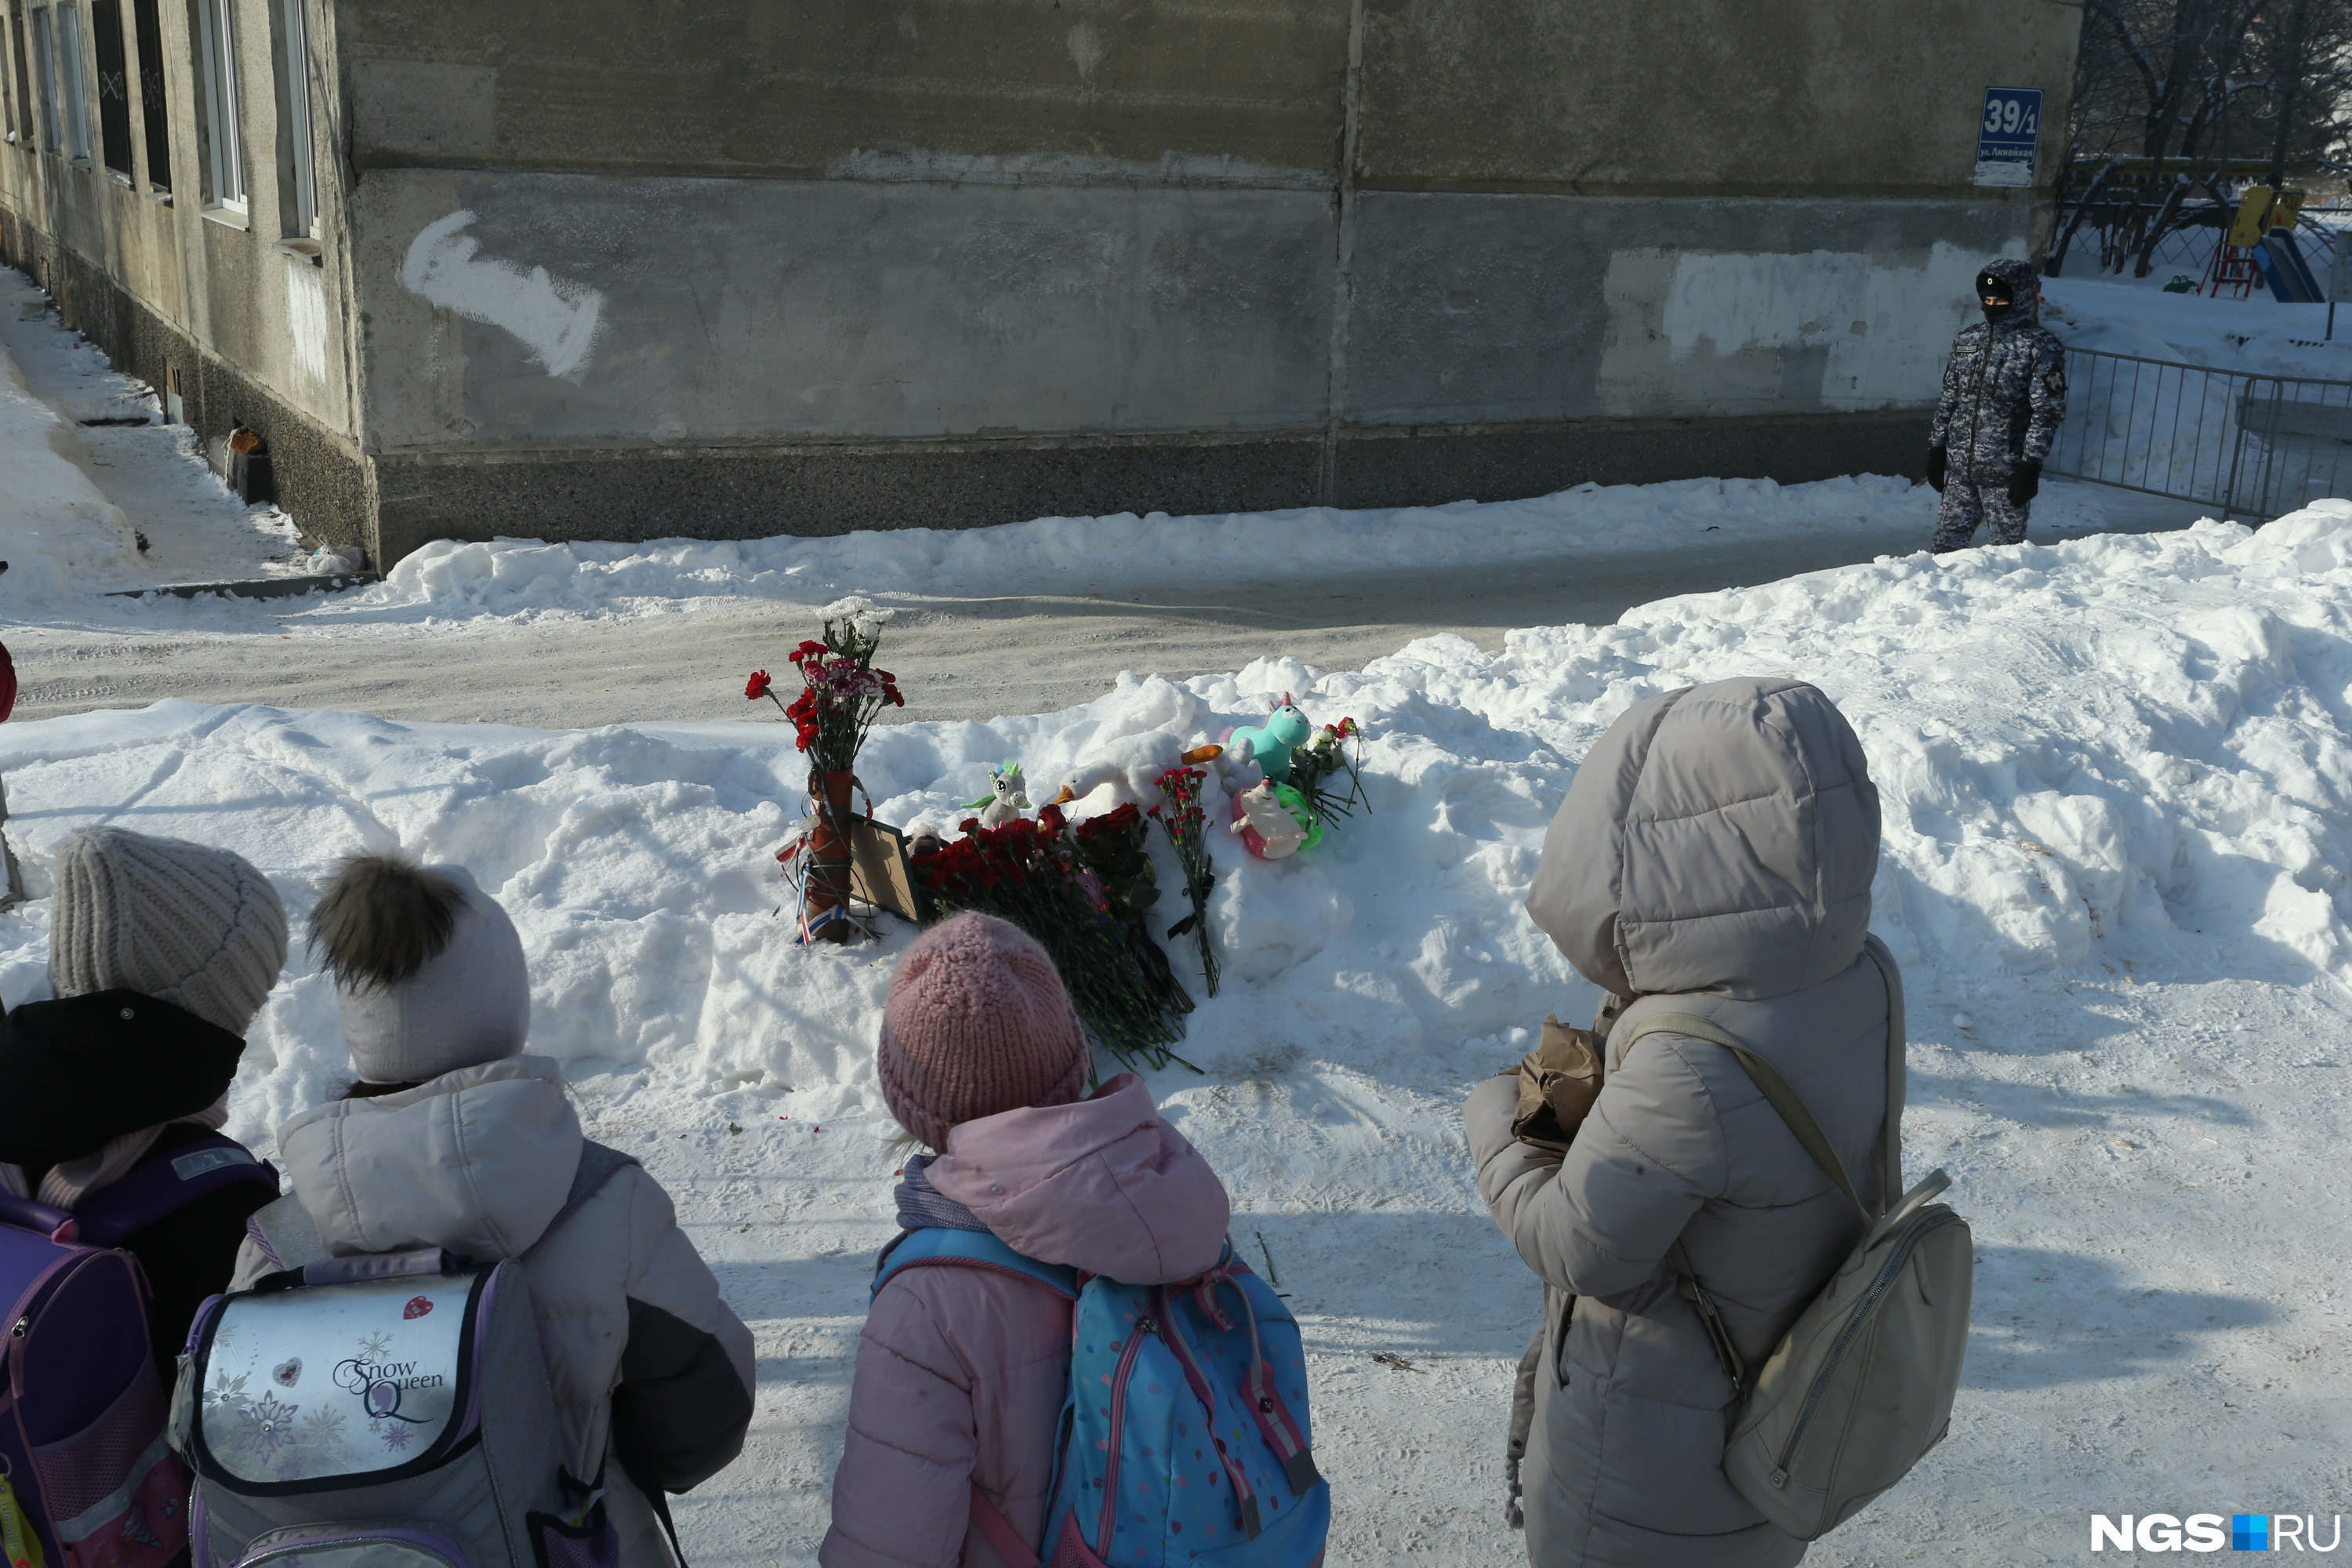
top-left (1926, 256), bottom-right (2067, 553)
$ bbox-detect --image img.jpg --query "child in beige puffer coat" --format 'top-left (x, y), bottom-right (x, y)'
top-left (1467, 677), bottom-right (1895, 1568)
top-left (232, 854), bottom-right (755, 1568)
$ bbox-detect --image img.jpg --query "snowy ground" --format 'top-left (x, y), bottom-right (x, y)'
top-left (2043, 272), bottom-right (2352, 381)
top-left (0, 269), bottom-right (317, 598)
top-left (5, 259), bottom-right (2350, 1563)
top-left (8, 510), bottom-right (2352, 1563)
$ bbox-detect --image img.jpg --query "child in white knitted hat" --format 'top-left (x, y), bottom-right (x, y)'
top-left (0, 826), bottom-right (289, 1373)
top-left (232, 852), bottom-right (754, 1568)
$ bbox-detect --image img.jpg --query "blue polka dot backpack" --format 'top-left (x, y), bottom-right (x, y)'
top-left (873, 1230), bottom-right (1330, 1567)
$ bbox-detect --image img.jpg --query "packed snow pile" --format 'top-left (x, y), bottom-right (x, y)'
top-left (343, 474), bottom-right (1959, 624)
top-left (2, 505), bottom-right (2349, 1563)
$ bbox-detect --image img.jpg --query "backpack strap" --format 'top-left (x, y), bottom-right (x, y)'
top-left (522, 1141), bottom-right (639, 1261)
top-left (870, 1227), bottom-right (1079, 1301)
top-left (866, 1229), bottom-right (1073, 1568)
top-left (73, 1135), bottom-right (279, 1247)
top-left (966, 1490), bottom-right (1041, 1568)
top-left (1861, 935), bottom-right (1907, 1211)
top-left (245, 1193), bottom-right (328, 1273)
top-left (1634, 1011), bottom-right (1871, 1221)
top-left (1630, 939), bottom-right (1906, 1393)
top-left (0, 1192), bottom-right (78, 1243)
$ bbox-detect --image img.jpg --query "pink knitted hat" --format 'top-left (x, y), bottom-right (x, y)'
top-left (878, 913), bottom-right (1089, 1151)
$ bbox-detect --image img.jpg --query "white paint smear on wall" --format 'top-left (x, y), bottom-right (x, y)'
top-left (285, 261), bottom-right (330, 391)
top-left (399, 211), bottom-right (604, 380)
top-left (1659, 239), bottom-right (2018, 408)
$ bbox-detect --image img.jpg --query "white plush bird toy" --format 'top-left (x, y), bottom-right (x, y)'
top-left (1052, 732), bottom-right (1229, 816)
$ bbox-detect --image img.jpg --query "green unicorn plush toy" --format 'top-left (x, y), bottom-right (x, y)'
top-left (1229, 695), bottom-right (1314, 784)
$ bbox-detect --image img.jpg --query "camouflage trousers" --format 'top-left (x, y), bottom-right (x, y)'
top-left (1931, 484), bottom-right (2030, 554)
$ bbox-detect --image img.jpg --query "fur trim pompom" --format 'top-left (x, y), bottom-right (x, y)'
top-left (310, 852), bottom-right (465, 991)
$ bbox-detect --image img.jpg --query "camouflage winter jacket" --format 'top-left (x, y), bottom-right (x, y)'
top-left (1929, 256), bottom-right (2067, 485)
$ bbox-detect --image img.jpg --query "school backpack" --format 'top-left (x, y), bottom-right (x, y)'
top-left (872, 1228), bottom-right (1330, 1568)
top-left (1633, 935), bottom-right (1974, 1541)
top-left (172, 1144), bottom-right (639, 1568)
top-left (0, 1134), bottom-right (279, 1568)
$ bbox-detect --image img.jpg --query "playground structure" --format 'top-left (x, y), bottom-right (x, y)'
top-left (2200, 185), bottom-right (2339, 305)
top-left (2048, 156), bottom-right (2341, 299)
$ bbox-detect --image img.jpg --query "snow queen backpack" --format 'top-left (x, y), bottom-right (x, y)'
top-left (872, 1229), bottom-right (1330, 1568)
top-left (174, 1144), bottom-right (637, 1568)
top-left (1639, 936), bottom-right (1974, 1541)
top-left (0, 1134), bottom-right (278, 1568)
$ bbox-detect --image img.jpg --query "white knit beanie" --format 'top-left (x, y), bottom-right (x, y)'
top-left (314, 858), bottom-right (530, 1086)
top-left (48, 827), bottom-right (289, 1036)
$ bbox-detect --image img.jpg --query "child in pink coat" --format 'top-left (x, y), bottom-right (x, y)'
top-left (821, 913), bottom-right (1232, 1568)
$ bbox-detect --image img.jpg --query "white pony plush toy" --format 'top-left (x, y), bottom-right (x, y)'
top-left (971, 761), bottom-right (1030, 828)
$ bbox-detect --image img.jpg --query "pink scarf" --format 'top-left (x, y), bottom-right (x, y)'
top-left (0, 1096), bottom-right (230, 1211)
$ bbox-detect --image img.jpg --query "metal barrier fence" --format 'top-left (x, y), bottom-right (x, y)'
top-left (2043, 346), bottom-right (2352, 520)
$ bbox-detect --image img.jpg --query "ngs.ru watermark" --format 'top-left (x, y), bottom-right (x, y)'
top-left (2092, 1515), bottom-right (2343, 1552)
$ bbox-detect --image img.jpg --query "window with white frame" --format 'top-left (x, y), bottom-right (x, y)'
top-left (54, 2), bottom-right (88, 160)
top-left (274, 0), bottom-right (313, 236)
top-left (192, 0), bottom-right (241, 209)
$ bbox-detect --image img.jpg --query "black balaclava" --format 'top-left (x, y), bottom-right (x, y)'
top-left (1976, 270), bottom-right (2015, 325)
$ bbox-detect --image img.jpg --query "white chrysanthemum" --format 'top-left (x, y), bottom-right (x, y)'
top-left (819, 595), bottom-right (895, 636)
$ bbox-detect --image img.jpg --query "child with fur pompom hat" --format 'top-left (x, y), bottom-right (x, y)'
top-left (822, 913), bottom-right (1232, 1568)
top-left (232, 851), bottom-right (755, 1567)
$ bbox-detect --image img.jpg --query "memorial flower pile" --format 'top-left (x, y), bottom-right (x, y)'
top-left (911, 805), bottom-right (1195, 1071)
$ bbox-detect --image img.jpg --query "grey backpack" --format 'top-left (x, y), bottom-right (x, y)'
top-left (171, 1145), bottom-right (638, 1568)
top-left (1628, 938), bottom-right (1973, 1542)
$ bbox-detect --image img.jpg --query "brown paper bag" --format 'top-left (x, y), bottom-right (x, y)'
top-left (1511, 1014), bottom-right (1606, 1154)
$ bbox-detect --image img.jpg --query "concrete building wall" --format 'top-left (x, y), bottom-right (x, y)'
top-left (1354, 0), bottom-right (2074, 195)
top-left (0, 0), bottom-right (372, 550)
top-left (345, 0), bottom-right (2077, 564)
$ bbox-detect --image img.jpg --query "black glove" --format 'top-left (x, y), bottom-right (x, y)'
top-left (1925, 448), bottom-right (1947, 492)
top-left (2006, 460), bottom-right (2042, 506)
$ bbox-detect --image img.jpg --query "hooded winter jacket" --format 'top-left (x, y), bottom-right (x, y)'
top-left (229, 1056), bottom-right (756, 1568)
top-left (1466, 676), bottom-right (1894, 1568)
top-left (1928, 256), bottom-right (2067, 486)
top-left (820, 1073), bottom-right (1232, 1568)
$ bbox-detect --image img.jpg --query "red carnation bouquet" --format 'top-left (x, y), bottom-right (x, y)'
top-left (912, 804), bottom-right (1195, 1072)
top-left (746, 597), bottom-right (903, 771)
top-left (1151, 766), bottom-right (1219, 996)
top-left (749, 597), bottom-right (905, 941)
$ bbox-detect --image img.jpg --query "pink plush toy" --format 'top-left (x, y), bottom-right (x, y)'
top-left (1229, 779), bottom-right (1320, 860)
